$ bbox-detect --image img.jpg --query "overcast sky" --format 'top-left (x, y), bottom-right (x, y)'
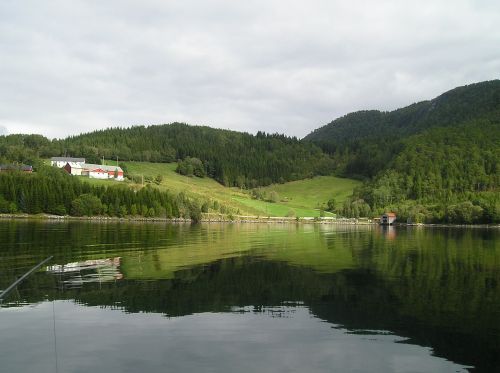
top-left (0, 0), bottom-right (499, 139)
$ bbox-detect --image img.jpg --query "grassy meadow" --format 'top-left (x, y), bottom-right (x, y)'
top-left (90, 160), bottom-right (360, 217)
top-left (259, 176), bottom-right (359, 209)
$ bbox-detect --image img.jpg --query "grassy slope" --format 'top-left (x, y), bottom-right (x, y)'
top-left (119, 161), bottom-right (262, 215)
top-left (96, 161), bottom-right (359, 217)
top-left (258, 176), bottom-right (359, 210)
top-left (231, 196), bottom-right (331, 218)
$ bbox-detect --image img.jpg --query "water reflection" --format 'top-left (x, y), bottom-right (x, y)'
top-left (0, 301), bottom-right (471, 373)
top-left (0, 221), bottom-right (499, 372)
top-left (47, 257), bottom-right (123, 289)
top-left (380, 225), bottom-right (396, 239)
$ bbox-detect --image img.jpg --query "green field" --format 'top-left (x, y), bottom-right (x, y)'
top-left (234, 176), bottom-right (360, 218)
top-left (91, 161), bottom-right (360, 217)
top-left (231, 196), bottom-right (331, 218)
top-left (259, 176), bottom-right (360, 210)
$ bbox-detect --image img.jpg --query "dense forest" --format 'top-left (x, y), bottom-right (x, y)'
top-left (0, 166), bottom-right (206, 221)
top-left (305, 80), bottom-right (500, 223)
top-left (305, 80), bottom-right (500, 178)
top-left (0, 124), bottom-right (333, 188)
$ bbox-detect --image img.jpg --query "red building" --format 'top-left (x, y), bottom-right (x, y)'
top-left (381, 212), bottom-right (397, 225)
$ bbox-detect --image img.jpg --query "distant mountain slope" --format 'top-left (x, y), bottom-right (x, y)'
top-left (304, 80), bottom-right (500, 177)
top-left (304, 80), bottom-right (500, 223)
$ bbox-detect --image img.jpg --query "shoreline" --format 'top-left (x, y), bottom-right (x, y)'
top-left (0, 213), bottom-right (373, 225)
top-left (0, 213), bottom-right (498, 229)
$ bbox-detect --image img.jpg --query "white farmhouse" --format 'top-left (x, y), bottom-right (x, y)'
top-left (82, 164), bottom-right (124, 181)
top-left (63, 162), bottom-right (84, 176)
top-left (51, 157), bottom-right (86, 168)
top-left (62, 160), bottom-right (124, 181)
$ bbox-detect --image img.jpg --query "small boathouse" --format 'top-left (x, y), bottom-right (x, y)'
top-left (380, 212), bottom-right (396, 225)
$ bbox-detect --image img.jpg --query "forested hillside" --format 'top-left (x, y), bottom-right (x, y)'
top-left (0, 166), bottom-right (203, 220)
top-left (305, 80), bottom-right (500, 177)
top-left (0, 124), bottom-right (334, 187)
top-left (305, 81), bottom-right (500, 223)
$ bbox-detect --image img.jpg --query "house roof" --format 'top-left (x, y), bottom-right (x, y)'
top-left (51, 157), bottom-right (86, 162)
top-left (0, 164), bottom-right (32, 171)
top-left (82, 163), bottom-right (123, 172)
top-left (65, 162), bottom-right (83, 168)
top-left (383, 212), bottom-right (397, 217)
top-left (0, 164), bottom-right (15, 170)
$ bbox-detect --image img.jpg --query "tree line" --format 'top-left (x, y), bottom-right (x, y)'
top-left (0, 166), bottom-right (206, 222)
top-left (0, 123), bottom-right (335, 188)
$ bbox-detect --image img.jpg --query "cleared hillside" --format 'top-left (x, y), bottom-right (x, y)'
top-left (98, 161), bottom-right (359, 218)
top-left (259, 176), bottom-right (359, 208)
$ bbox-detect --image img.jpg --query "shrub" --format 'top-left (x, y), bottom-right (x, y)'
top-left (71, 194), bottom-right (103, 216)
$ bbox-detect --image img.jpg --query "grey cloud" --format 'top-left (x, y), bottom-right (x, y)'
top-left (0, 0), bottom-right (499, 139)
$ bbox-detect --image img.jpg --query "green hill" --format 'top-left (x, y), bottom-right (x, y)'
top-left (101, 160), bottom-right (360, 218)
top-left (304, 80), bottom-right (500, 223)
top-left (1, 123), bottom-right (334, 188)
top-left (54, 123), bottom-right (334, 188)
top-left (305, 80), bottom-right (500, 177)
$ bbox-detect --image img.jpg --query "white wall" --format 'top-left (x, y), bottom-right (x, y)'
top-left (71, 167), bottom-right (82, 176)
top-left (89, 170), bottom-right (108, 179)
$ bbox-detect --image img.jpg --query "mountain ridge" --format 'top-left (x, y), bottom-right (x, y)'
top-left (303, 79), bottom-right (500, 178)
top-left (305, 79), bottom-right (500, 144)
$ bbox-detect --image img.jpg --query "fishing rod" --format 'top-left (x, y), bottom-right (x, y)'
top-left (0, 255), bottom-right (59, 372)
top-left (0, 256), bottom-right (53, 302)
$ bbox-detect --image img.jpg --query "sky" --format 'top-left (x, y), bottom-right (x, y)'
top-left (0, 0), bottom-right (499, 139)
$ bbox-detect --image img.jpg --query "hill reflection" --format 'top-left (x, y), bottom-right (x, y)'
top-left (0, 221), bottom-right (499, 371)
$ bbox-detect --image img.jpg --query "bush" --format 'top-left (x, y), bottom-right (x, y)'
top-left (176, 157), bottom-right (206, 178)
top-left (446, 202), bottom-right (484, 224)
top-left (131, 175), bottom-right (142, 184)
top-left (0, 196), bottom-right (10, 213)
top-left (327, 198), bottom-right (336, 212)
top-left (146, 207), bottom-right (156, 218)
top-left (52, 204), bottom-right (67, 216)
top-left (71, 194), bottom-right (103, 216)
top-left (155, 174), bottom-right (163, 184)
top-left (189, 201), bottom-right (202, 223)
top-left (269, 191), bottom-right (280, 203)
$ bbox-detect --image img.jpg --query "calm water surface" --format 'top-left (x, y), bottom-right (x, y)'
top-left (0, 221), bottom-right (498, 372)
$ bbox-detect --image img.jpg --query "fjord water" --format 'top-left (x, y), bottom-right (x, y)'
top-left (0, 221), bottom-right (498, 372)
